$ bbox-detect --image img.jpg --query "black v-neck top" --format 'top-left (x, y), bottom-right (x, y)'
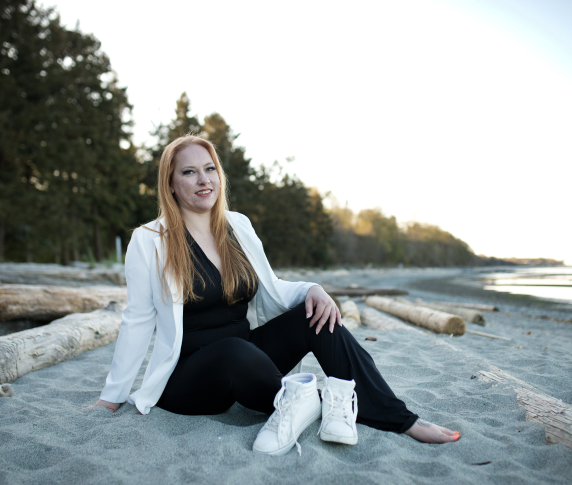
top-left (180, 229), bottom-right (257, 358)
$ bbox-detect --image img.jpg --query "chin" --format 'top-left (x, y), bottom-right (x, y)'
top-left (192, 201), bottom-right (217, 213)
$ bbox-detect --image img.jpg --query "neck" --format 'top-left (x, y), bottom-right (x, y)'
top-left (180, 208), bottom-right (212, 237)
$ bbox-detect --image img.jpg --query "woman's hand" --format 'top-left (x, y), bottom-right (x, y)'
top-left (305, 285), bottom-right (342, 334)
top-left (83, 399), bottom-right (121, 413)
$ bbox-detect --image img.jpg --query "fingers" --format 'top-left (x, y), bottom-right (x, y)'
top-left (309, 300), bottom-right (326, 327)
top-left (305, 296), bottom-right (314, 320)
top-left (328, 306), bottom-right (337, 333)
top-left (305, 286), bottom-right (343, 334)
top-left (315, 304), bottom-right (335, 334)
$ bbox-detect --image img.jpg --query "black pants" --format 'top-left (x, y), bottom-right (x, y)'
top-left (156, 303), bottom-right (418, 433)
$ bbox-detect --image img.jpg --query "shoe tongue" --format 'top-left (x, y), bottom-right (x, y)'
top-left (329, 378), bottom-right (355, 393)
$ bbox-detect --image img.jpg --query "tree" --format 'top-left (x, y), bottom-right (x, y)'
top-left (252, 167), bottom-right (332, 267)
top-left (355, 208), bottom-right (403, 264)
top-left (0, 0), bottom-right (141, 262)
top-left (403, 222), bottom-right (475, 267)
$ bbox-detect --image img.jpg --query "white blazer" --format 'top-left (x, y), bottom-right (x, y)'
top-left (99, 211), bottom-right (316, 414)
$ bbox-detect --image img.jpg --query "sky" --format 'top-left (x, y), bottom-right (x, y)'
top-left (46, 0), bottom-right (572, 264)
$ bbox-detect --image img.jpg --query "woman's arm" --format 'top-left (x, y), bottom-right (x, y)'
top-left (87, 228), bottom-right (158, 410)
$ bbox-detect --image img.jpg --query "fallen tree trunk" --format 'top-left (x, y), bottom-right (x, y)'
top-left (365, 296), bottom-right (466, 335)
top-left (516, 388), bottom-right (572, 449)
top-left (0, 302), bottom-right (125, 384)
top-left (478, 365), bottom-right (572, 449)
top-left (0, 262), bottom-right (126, 286)
top-left (361, 308), bottom-right (422, 333)
top-left (434, 301), bottom-right (498, 312)
top-left (393, 297), bottom-right (485, 326)
top-left (412, 298), bottom-right (486, 326)
top-left (0, 284), bottom-right (127, 322)
top-left (340, 300), bottom-right (361, 330)
top-left (323, 286), bottom-right (408, 297)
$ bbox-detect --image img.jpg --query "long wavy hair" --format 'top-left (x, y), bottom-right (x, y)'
top-left (154, 134), bottom-right (258, 305)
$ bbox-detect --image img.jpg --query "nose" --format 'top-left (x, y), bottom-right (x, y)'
top-left (197, 171), bottom-right (209, 184)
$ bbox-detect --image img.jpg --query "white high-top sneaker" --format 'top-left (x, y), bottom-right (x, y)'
top-left (253, 373), bottom-right (322, 456)
top-left (318, 376), bottom-right (358, 445)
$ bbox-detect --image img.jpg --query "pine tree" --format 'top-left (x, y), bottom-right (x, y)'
top-left (0, 0), bottom-right (141, 262)
top-left (203, 113), bottom-right (260, 217)
top-left (168, 92), bottom-right (201, 140)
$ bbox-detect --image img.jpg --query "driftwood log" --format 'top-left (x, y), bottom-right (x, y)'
top-left (340, 300), bottom-right (361, 330)
top-left (412, 298), bottom-right (486, 326)
top-left (0, 284), bottom-right (127, 322)
top-left (0, 302), bottom-right (125, 384)
top-left (0, 262), bottom-right (126, 286)
top-left (465, 330), bottom-right (510, 340)
top-left (361, 308), bottom-right (421, 333)
top-left (0, 383), bottom-right (13, 397)
top-left (393, 297), bottom-right (485, 326)
top-left (478, 365), bottom-right (572, 449)
top-left (323, 286), bottom-right (408, 297)
top-left (365, 296), bottom-right (466, 336)
top-left (435, 301), bottom-right (498, 312)
top-left (516, 388), bottom-right (572, 449)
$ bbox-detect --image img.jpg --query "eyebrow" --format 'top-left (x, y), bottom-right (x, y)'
top-left (180, 161), bottom-right (215, 170)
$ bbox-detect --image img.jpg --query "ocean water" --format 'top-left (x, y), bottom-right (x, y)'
top-left (480, 267), bottom-right (572, 304)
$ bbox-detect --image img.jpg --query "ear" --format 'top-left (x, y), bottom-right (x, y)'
top-left (170, 186), bottom-right (174, 194)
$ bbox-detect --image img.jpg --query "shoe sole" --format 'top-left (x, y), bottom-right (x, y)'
top-left (320, 430), bottom-right (358, 445)
top-left (253, 406), bottom-right (322, 456)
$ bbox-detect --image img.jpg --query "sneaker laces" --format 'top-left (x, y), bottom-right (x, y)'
top-left (318, 386), bottom-right (358, 435)
top-left (261, 384), bottom-right (303, 456)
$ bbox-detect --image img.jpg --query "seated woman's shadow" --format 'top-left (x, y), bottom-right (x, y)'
top-left (206, 403), bottom-right (268, 427)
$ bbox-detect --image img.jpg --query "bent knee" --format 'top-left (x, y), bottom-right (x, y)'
top-left (213, 336), bottom-right (252, 354)
top-left (214, 337), bottom-right (261, 365)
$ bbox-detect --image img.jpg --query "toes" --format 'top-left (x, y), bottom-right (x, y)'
top-left (439, 427), bottom-right (457, 437)
top-left (434, 430), bottom-right (460, 444)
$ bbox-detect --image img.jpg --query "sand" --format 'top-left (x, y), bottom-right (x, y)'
top-left (1, 267), bottom-right (571, 484)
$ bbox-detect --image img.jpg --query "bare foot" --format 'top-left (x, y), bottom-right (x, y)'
top-left (404, 419), bottom-right (460, 443)
top-left (82, 400), bottom-right (120, 412)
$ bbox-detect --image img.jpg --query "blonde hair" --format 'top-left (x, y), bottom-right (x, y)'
top-left (155, 134), bottom-right (257, 304)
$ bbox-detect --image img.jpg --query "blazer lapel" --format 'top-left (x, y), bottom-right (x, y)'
top-left (153, 218), bottom-right (184, 356)
top-left (153, 217), bottom-right (183, 304)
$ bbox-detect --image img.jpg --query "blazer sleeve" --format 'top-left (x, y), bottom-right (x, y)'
top-left (99, 228), bottom-right (157, 404)
top-left (239, 214), bottom-right (318, 309)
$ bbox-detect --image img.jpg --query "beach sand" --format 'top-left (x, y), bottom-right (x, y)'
top-left (1, 267), bottom-right (571, 484)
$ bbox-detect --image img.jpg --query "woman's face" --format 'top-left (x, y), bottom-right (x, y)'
top-left (170, 144), bottom-right (221, 215)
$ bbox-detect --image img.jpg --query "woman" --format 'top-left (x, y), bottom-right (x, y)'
top-left (87, 135), bottom-right (460, 454)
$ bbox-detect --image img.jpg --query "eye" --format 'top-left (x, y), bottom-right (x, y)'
top-left (182, 169), bottom-right (194, 175)
top-left (206, 166), bottom-right (216, 172)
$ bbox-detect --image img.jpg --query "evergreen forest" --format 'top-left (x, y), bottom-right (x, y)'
top-left (1, 0), bottom-right (480, 268)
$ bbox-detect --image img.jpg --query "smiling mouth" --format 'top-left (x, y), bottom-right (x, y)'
top-left (196, 189), bottom-right (213, 196)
